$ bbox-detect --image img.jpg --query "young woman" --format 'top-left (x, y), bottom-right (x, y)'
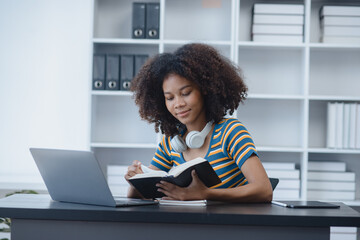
top-left (125, 43), bottom-right (272, 202)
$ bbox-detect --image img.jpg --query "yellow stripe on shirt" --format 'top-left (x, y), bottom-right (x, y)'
top-left (155, 152), bottom-right (171, 165)
top-left (211, 120), bottom-right (236, 148)
top-left (208, 148), bottom-right (222, 156)
top-left (218, 167), bottom-right (238, 178)
top-left (227, 130), bottom-right (249, 152)
top-left (162, 137), bottom-right (170, 156)
top-left (230, 135), bottom-right (252, 155)
top-left (233, 142), bottom-right (255, 161)
top-left (213, 161), bottom-right (234, 171)
top-left (236, 147), bottom-right (256, 165)
top-left (152, 158), bottom-right (172, 170)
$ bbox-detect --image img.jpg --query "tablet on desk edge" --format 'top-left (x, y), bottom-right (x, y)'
top-left (271, 200), bottom-right (340, 208)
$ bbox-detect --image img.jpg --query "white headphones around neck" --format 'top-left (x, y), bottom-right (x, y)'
top-left (170, 121), bottom-right (213, 153)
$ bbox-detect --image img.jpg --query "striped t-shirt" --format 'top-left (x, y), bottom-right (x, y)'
top-left (150, 118), bottom-right (258, 188)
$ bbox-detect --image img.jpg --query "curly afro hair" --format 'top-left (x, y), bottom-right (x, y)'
top-left (131, 43), bottom-right (248, 137)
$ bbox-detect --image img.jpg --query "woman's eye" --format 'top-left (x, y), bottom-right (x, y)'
top-left (166, 97), bottom-right (173, 101)
top-left (182, 91), bottom-right (191, 96)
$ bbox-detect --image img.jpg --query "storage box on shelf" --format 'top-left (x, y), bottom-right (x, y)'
top-left (90, 0), bottom-right (360, 205)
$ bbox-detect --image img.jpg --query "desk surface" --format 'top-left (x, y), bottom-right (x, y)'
top-left (1, 194), bottom-right (360, 227)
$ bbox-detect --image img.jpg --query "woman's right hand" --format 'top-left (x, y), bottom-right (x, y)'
top-left (125, 160), bottom-right (144, 182)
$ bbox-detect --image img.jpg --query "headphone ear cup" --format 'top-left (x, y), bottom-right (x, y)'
top-left (186, 131), bottom-right (204, 149)
top-left (170, 135), bottom-right (187, 153)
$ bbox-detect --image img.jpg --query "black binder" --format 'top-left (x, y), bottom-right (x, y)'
top-left (146, 3), bottom-right (160, 39)
top-left (132, 2), bottom-right (146, 39)
top-left (134, 55), bottom-right (148, 76)
top-left (105, 55), bottom-right (120, 90)
top-left (92, 54), bottom-right (105, 90)
top-left (120, 55), bottom-right (134, 91)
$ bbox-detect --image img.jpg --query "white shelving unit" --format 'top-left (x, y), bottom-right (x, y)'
top-left (90, 0), bottom-right (360, 204)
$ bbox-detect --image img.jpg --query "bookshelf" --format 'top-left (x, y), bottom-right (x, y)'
top-left (90, 0), bottom-right (360, 205)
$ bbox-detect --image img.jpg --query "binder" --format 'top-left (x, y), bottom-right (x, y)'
top-left (105, 55), bottom-right (120, 90)
top-left (120, 55), bottom-right (134, 91)
top-left (134, 55), bottom-right (148, 76)
top-left (92, 54), bottom-right (105, 90)
top-left (146, 3), bottom-right (160, 39)
top-left (132, 2), bottom-right (146, 39)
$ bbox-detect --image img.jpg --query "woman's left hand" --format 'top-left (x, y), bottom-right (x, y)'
top-left (156, 170), bottom-right (209, 201)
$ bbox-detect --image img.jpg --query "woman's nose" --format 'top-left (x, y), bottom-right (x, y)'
top-left (174, 96), bottom-right (185, 108)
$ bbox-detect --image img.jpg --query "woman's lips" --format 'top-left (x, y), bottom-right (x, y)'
top-left (176, 110), bottom-right (190, 118)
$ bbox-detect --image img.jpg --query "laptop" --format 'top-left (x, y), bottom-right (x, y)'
top-left (30, 148), bottom-right (158, 207)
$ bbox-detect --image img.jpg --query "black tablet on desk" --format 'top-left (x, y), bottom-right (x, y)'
top-left (271, 200), bottom-right (340, 208)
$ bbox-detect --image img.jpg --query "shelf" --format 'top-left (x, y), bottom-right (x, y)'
top-left (163, 39), bottom-right (231, 46)
top-left (93, 38), bottom-right (160, 45)
top-left (238, 41), bottom-right (305, 49)
top-left (92, 91), bottom-right (132, 96)
top-left (248, 94), bottom-right (304, 100)
top-left (308, 148), bottom-right (360, 154)
top-left (90, 0), bottom-right (360, 203)
top-left (91, 142), bottom-right (157, 149)
top-left (257, 146), bottom-right (304, 153)
top-left (309, 95), bottom-right (360, 101)
top-left (309, 43), bottom-right (360, 49)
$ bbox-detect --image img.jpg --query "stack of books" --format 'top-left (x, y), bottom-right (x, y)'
top-left (307, 161), bottom-right (356, 201)
top-left (327, 102), bottom-right (360, 149)
top-left (107, 165), bottom-right (129, 197)
top-left (252, 3), bottom-right (304, 43)
top-left (320, 5), bottom-right (360, 44)
top-left (263, 162), bottom-right (300, 200)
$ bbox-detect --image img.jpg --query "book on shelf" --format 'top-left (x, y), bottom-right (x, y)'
top-left (307, 171), bottom-right (355, 181)
top-left (307, 180), bottom-right (356, 191)
top-left (356, 104), bottom-right (360, 149)
top-left (265, 169), bottom-right (300, 179)
top-left (253, 3), bottom-right (304, 15)
top-left (307, 190), bottom-right (355, 200)
top-left (273, 189), bottom-right (299, 200)
top-left (320, 6), bottom-right (360, 17)
top-left (320, 16), bottom-right (360, 26)
top-left (109, 185), bottom-right (128, 197)
top-left (349, 103), bottom-right (357, 149)
top-left (107, 175), bottom-right (128, 185)
top-left (336, 102), bottom-right (344, 149)
top-left (308, 161), bottom-right (346, 172)
top-left (252, 24), bottom-right (303, 35)
top-left (253, 14), bottom-right (304, 25)
top-left (107, 165), bottom-right (128, 176)
top-left (322, 26), bottom-right (360, 37)
top-left (326, 102), bottom-right (336, 148)
top-left (128, 157), bottom-right (221, 199)
top-left (276, 179), bottom-right (300, 189)
top-left (252, 34), bottom-right (303, 43)
top-left (327, 103), bottom-right (360, 149)
top-left (343, 104), bottom-right (351, 149)
top-left (321, 36), bottom-right (360, 44)
top-left (263, 162), bottom-right (296, 170)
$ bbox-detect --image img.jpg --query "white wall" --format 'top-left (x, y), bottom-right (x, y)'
top-left (0, 0), bottom-right (93, 178)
